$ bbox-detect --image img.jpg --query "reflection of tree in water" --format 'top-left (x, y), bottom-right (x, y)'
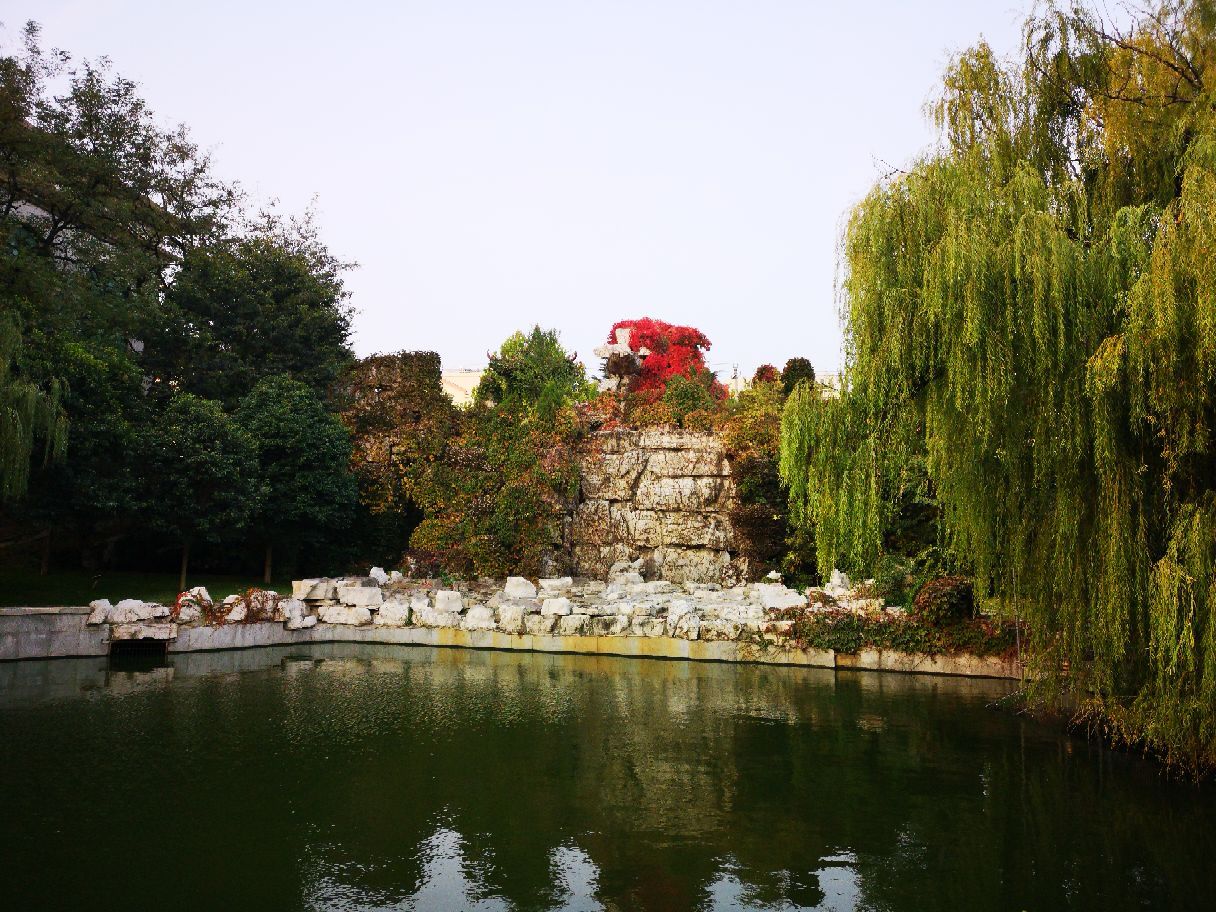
top-left (2, 646), bottom-right (1214, 912)
top-left (223, 647), bottom-right (1214, 911)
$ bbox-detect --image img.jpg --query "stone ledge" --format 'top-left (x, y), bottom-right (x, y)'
top-left (0, 606), bottom-right (91, 616)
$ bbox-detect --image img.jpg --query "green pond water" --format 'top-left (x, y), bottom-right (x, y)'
top-left (1, 645), bottom-right (1212, 911)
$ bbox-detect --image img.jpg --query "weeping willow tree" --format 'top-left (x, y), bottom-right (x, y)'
top-left (781, 0), bottom-right (1216, 770)
top-left (0, 315), bottom-right (67, 499)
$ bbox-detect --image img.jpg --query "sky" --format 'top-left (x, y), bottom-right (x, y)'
top-left (17, 0), bottom-right (1030, 378)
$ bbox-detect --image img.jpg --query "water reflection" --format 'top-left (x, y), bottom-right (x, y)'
top-left (0, 645), bottom-right (1213, 912)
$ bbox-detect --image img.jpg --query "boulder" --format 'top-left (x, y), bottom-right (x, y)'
top-left (176, 604), bottom-right (201, 624)
top-left (225, 603), bottom-right (248, 623)
top-left (435, 590), bottom-right (464, 613)
top-left (754, 583), bottom-right (807, 611)
top-left (541, 597), bottom-right (573, 617)
top-left (699, 619), bottom-right (741, 641)
top-left (375, 600), bottom-right (411, 627)
top-left (557, 614), bottom-right (590, 636)
top-left (462, 605), bottom-right (497, 630)
top-left (539, 577), bottom-right (574, 594)
top-left (668, 612), bottom-right (701, 640)
top-left (282, 599), bottom-right (316, 630)
top-left (293, 578), bottom-right (337, 600)
top-left (524, 614), bottom-right (559, 636)
top-left (111, 623), bottom-right (177, 641)
top-left (338, 586), bottom-right (383, 607)
top-left (86, 599), bottom-right (112, 625)
top-left (368, 566), bottom-right (389, 585)
top-left (631, 617), bottom-right (667, 637)
top-left (110, 599), bottom-right (166, 623)
top-left (318, 605), bottom-right (373, 626)
top-left (590, 615), bottom-right (630, 637)
top-left (503, 577), bottom-right (537, 599)
top-left (412, 607), bottom-right (462, 628)
top-left (496, 604), bottom-right (527, 634)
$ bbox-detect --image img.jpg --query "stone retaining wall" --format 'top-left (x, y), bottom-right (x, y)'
top-left (0, 601), bottom-right (1022, 680)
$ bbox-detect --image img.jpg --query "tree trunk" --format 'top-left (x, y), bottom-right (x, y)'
top-left (263, 542), bottom-right (273, 585)
top-left (179, 541), bottom-right (191, 593)
top-left (40, 531), bottom-right (51, 576)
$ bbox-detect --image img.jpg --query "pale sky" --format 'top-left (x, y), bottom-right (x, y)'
top-left (16, 1), bottom-right (1028, 378)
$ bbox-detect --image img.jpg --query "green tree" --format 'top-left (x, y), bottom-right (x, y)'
top-left (237, 375), bottom-right (357, 583)
top-left (142, 394), bottom-right (259, 590)
top-left (1, 22), bottom-right (231, 501)
top-left (338, 352), bottom-right (458, 568)
top-left (780, 358), bottom-right (815, 397)
top-left (150, 212), bottom-right (354, 408)
top-left (415, 329), bottom-right (587, 576)
top-left (781, 0), bottom-right (1216, 770)
top-left (473, 326), bottom-right (593, 415)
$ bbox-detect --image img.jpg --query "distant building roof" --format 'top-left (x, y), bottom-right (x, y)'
top-left (441, 369), bottom-right (484, 406)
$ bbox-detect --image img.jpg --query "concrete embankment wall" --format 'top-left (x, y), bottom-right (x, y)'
top-left (0, 608), bottom-right (1021, 679)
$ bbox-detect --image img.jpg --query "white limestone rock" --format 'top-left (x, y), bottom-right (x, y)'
top-left (86, 599), bottom-right (112, 625)
top-left (462, 605), bottom-right (497, 630)
top-left (590, 615), bottom-right (630, 637)
top-left (525, 614), bottom-right (559, 636)
top-left (111, 623), bottom-right (177, 641)
top-left (368, 566), bottom-right (389, 585)
top-left (318, 604), bottom-right (373, 626)
top-left (282, 598), bottom-right (316, 630)
top-left (503, 577), bottom-right (537, 599)
top-left (388, 570), bottom-right (404, 583)
top-left (496, 604), bottom-right (527, 634)
top-left (411, 606), bottom-right (461, 628)
top-left (631, 617), bottom-right (667, 637)
top-left (668, 612), bottom-right (701, 640)
top-left (539, 577), bottom-right (574, 594)
top-left (557, 614), bottom-right (590, 636)
top-left (176, 604), bottom-right (201, 624)
top-left (754, 583), bottom-right (807, 610)
top-left (435, 590), bottom-right (464, 613)
top-left (375, 600), bottom-right (412, 626)
top-left (225, 603), bottom-right (248, 623)
top-left (293, 578), bottom-right (337, 600)
top-left (541, 597), bottom-right (573, 617)
top-left (338, 585), bottom-right (383, 607)
top-left (699, 619), bottom-right (741, 641)
top-left (110, 599), bottom-right (167, 623)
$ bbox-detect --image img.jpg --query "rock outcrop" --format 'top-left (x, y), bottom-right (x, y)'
top-left (572, 429), bottom-right (739, 584)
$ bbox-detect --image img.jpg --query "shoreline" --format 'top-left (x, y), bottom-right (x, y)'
top-left (0, 607), bottom-right (1022, 679)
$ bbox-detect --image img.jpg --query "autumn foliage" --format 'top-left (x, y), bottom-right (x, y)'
top-left (609, 318), bottom-right (719, 394)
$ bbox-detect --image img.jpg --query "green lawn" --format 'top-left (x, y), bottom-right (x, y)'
top-left (0, 569), bottom-right (292, 608)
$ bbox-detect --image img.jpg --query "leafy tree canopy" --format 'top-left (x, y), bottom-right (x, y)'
top-left (781, 0), bottom-right (1216, 770)
top-left (474, 325), bottom-right (593, 415)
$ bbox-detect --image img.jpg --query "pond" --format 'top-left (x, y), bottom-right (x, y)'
top-left (1, 644), bottom-right (1212, 911)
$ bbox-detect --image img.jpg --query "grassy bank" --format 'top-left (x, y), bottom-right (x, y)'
top-left (0, 569), bottom-right (291, 608)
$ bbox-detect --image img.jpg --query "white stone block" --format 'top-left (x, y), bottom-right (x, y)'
top-left (318, 605), bottom-right (372, 626)
top-left (557, 614), bottom-right (589, 636)
top-left (338, 586), bottom-right (383, 607)
top-left (435, 590), bottom-right (464, 613)
top-left (503, 577), bottom-right (537, 599)
top-left (462, 605), bottom-right (497, 630)
top-left (375, 601), bottom-right (411, 626)
top-left (496, 604), bottom-right (526, 634)
top-left (541, 597), bottom-right (573, 616)
top-left (368, 566), bottom-right (389, 585)
top-left (525, 614), bottom-right (558, 636)
top-left (86, 599), bottom-right (112, 625)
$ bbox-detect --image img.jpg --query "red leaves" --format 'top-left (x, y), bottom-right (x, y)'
top-left (608, 318), bottom-right (714, 393)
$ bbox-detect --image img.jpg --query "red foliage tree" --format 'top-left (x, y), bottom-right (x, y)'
top-left (752, 364), bottom-right (780, 384)
top-left (608, 318), bottom-right (719, 394)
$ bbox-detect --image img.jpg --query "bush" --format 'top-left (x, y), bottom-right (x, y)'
top-left (913, 576), bottom-right (976, 626)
